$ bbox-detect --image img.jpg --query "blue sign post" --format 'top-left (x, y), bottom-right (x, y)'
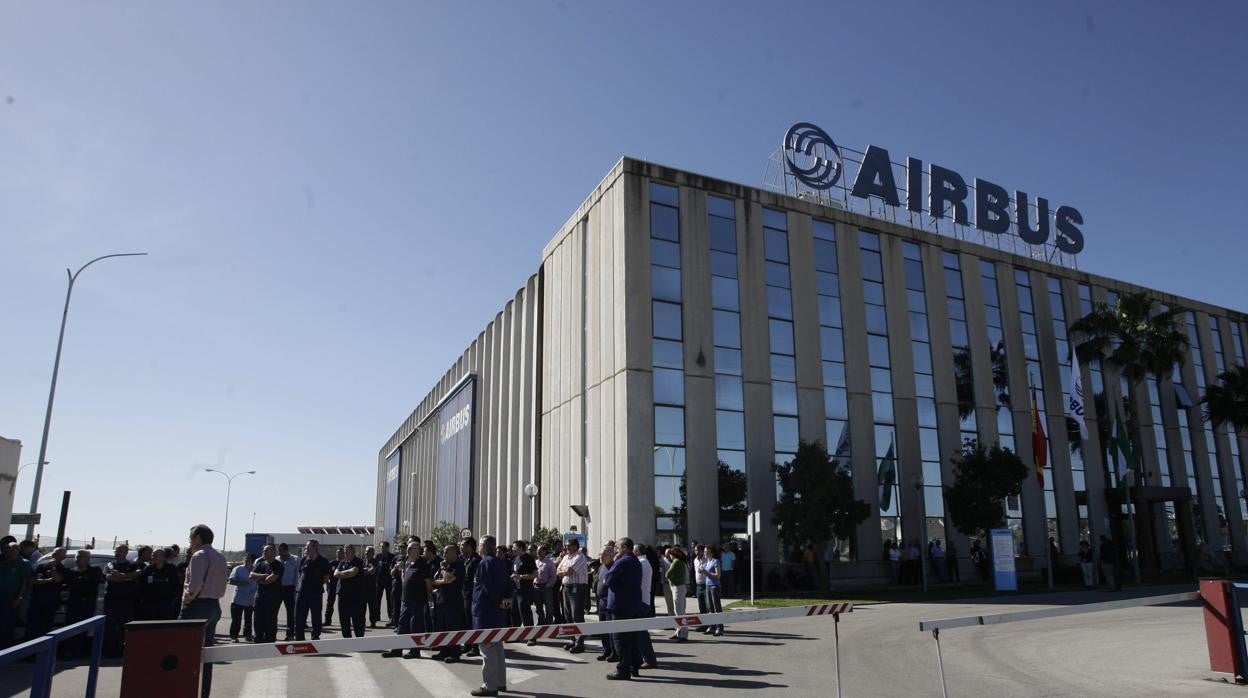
top-left (990, 528), bottom-right (1018, 592)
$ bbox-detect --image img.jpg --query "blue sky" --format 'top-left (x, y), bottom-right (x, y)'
top-left (2, 2), bottom-right (1245, 551)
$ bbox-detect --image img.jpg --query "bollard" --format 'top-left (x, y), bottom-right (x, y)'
top-left (1200, 578), bottom-right (1246, 682)
top-left (120, 619), bottom-right (207, 698)
top-left (933, 627), bottom-right (949, 698)
top-left (832, 611), bottom-right (844, 698)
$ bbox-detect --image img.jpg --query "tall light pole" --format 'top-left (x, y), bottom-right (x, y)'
top-left (524, 483), bottom-right (539, 536)
top-left (205, 468), bottom-right (255, 551)
top-left (27, 252), bottom-right (147, 540)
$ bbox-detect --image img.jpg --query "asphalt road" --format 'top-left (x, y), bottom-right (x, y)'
top-left (3, 586), bottom-right (1240, 697)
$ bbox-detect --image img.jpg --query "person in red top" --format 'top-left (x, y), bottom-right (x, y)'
top-left (180, 524), bottom-right (228, 698)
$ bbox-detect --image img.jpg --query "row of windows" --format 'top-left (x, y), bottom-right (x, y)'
top-left (647, 180), bottom-right (1248, 554)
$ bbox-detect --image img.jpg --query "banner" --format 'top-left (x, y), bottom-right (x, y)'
top-left (990, 528), bottom-right (1018, 592)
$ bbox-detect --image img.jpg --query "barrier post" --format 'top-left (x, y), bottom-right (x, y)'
top-left (1199, 578), bottom-right (1245, 681)
top-left (933, 628), bottom-right (949, 698)
top-left (833, 611), bottom-right (842, 698)
top-left (120, 620), bottom-right (206, 698)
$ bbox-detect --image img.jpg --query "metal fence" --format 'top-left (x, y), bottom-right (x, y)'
top-left (0, 614), bottom-right (105, 698)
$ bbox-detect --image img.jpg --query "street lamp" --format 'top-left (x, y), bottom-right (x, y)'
top-left (524, 483), bottom-right (539, 534)
top-left (27, 252), bottom-right (148, 540)
top-left (205, 468), bottom-right (256, 551)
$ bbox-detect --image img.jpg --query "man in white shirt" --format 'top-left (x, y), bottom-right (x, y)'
top-left (693, 544), bottom-right (708, 617)
top-left (555, 538), bottom-right (589, 653)
top-left (634, 545), bottom-right (658, 669)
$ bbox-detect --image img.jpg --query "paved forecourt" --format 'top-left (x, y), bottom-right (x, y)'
top-left (3, 587), bottom-right (1240, 696)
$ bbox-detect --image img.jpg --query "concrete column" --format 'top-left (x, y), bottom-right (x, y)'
top-left (680, 188), bottom-right (719, 546)
top-left (1030, 270), bottom-right (1078, 554)
top-left (879, 235), bottom-right (922, 549)
top-left (921, 244), bottom-right (968, 554)
top-left (1195, 313), bottom-right (1237, 551)
top-left (1063, 277), bottom-right (1107, 547)
top-left (834, 221), bottom-right (880, 561)
top-left (622, 174), bottom-right (653, 543)
top-left (994, 262), bottom-right (1045, 557)
top-left (740, 200), bottom-right (778, 563)
top-left (787, 212), bottom-right (827, 446)
top-left (958, 253), bottom-right (1000, 447)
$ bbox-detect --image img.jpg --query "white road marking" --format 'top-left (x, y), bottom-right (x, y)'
top-left (325, 654), bottom-right (383, 697)
top-left (514, 643), bottom-right (588, 664)
top-left (237, 666), bottom-right (288, 698)
top-left (397, 656), bottom-right (474, 695)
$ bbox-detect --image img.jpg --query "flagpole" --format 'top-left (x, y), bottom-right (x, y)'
top-left (1126, 473), bottom-right (1142, 585)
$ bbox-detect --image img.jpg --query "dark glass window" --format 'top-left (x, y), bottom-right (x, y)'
top-left (709, 216), bottom-right (736, 252)
top-left (769, 319), bottom-right (795, 355)
top-left (712, 311), bottom-right (742, 348)
top-left (774, 416), bottom-right (800, 453)
top-left (868, 335), bottom-right (891, 368)
top-left (820, 327), bottom-right (845, 362)
top-left (772, 381), bottom-right (798, 416)
top-left (654, 446), bottom-right (686, 476)
top-left (715, 375), bottom-right (744, 411)
top-left (763, 208), bottom-right (787, 230)
top-left (654, 406), bottom-right (685, 445)
top-left (765, 261), bottom-right (791, 288)
top-left (764, 229), bottom-right (790, 263)
top-left (650, 204), bottom-right (679, 241)
top-left (865, 304), bottom-right (888, 334)
top-left (814, 239), bottom-right (838, 271)
top-left (651, 265), bottom-right (681, 302)
top-left (716, 411), bottom-right (746, 450)
top-left (653, 301), bottom-right (682, 340)
top-left (649, 182), bottom-right (679, 206)
top-left (770, 354), bottom-right (796, 382)
top-left (714, 347), bottom-right (742, 375)
top-left (710, 250), bottom-right (738, 278)
top-left (653, 367), bottom-right (685, 405)
top-left (651, 239), bottom-right (680, 269)
top-left (767, 286), bottom-right (794, 320)
top-left (861, 251), bottom-right (883, 281)
top-left (863, 280), bottom-right (885, 305)
top-left (653, 339), bottom-right (683, 369)
top-left (815, 271), bottom-right (840, 297)
top-left (711, 276), bottom-right (739, 311)
top-left (812, 220), bottom-right (836, 241)
top-left (707, 195), bottom-right (735, 218)
top-left (822, 361), bottom-right (846, 387)
top-left (818, 295), bottom-right (842, 327)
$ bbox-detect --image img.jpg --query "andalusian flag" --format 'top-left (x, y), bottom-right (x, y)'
top-left (1031, 385), bottom-right (1048, 486)
top-left (877, 436), bottom-right (896, 512)
top-left (1111, 406), bottom-right (1137, 487)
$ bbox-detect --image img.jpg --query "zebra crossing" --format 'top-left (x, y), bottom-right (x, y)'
top-left (230, 641), bottom-right (589, 697)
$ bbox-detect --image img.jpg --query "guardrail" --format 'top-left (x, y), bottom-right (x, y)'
top-left (0, 614), bottom-right (105, 698)
top-left (918, 591), bottom-right (1200, 697)
top-left (199, 603), bottom-right (854, 696)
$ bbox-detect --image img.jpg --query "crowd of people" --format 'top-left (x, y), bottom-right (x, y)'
top-left (0, 528), bottom-right (747, 697)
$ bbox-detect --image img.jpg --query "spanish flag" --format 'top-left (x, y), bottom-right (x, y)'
top-left (1031, 385), bottom-right (1048, 486)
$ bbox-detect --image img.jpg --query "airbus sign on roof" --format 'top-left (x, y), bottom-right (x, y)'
top-left (781, 122), bottom-right (1085, 255)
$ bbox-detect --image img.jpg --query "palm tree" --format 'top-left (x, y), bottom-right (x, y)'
top-left (1202, 365), bottom-right (1248, 432)
top-left (1069, 291), bottom-right (1190, 390)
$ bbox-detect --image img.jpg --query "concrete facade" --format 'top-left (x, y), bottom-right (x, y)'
top-left (379, 157), bottom-right (1248, 575)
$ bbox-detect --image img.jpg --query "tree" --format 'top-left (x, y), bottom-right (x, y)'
top-left (530, 526), bottom-right (562, 551)
top-left (772, 440), bottom-right (869, 550)
top-left (428, 521), bottom-right (461, 551)
top-left (944, 440), bottom-right (1028, 540)
top-left (1069, 291), bottom-right (1189, 392)
top-left (1202, 365), bottom-right (1248, 433)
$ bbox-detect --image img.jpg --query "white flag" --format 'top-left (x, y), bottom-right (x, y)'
top-left (1068, 352), bottom-right (1088, 440)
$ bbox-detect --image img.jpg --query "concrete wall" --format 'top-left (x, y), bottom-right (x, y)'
top-left (376, 275), bottom-right (540, 547)
top-left (0, 436), bottom-right (20, 540)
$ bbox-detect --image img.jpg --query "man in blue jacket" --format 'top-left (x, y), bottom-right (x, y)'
top-left (603, 536), bottom-right (643, 681)
top-left (470, 536), bottom-right (514, 697)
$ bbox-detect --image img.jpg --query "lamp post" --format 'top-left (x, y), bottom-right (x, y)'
top-left (205, 468), bottom-right (256, 551)
top-left (27, 252), bottom-right (147, 540)
top-left (524, 483), bottom-right (539, 535)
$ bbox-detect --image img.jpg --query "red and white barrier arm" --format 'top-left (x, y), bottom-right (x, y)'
top-left (202, 602), bottom-right (852, 663)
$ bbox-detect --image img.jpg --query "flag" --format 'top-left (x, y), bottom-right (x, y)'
top-left (1067, 352), bottom-right (1088, 440)
top-left (831, 422), bottom-right (852, 469)
top-left (877, 435), bottom-right (896, 512)
top-left (1112, 406), bottom-right (1137, 487)
top-left (1031, 385), bottom-right (1048, 486)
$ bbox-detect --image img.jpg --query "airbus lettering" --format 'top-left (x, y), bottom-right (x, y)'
top-left (783, 122), bottom-right (1085, 254)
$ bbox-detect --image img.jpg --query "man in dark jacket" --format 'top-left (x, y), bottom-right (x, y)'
top-left (460, 538), bottom-right (482, 657)
top-left (603, 537), bottom-right (643, 681)
top-left (470, 536), bottom-right (514, 697)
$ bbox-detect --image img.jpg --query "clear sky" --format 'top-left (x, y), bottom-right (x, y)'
top-left (2, 2), bottom-right (1245, 552)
